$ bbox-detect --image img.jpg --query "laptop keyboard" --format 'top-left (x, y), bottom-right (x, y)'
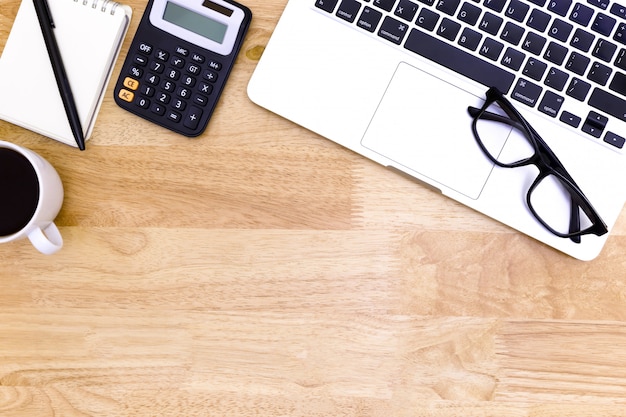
top-left (314, 0), bottom-right (626, 149)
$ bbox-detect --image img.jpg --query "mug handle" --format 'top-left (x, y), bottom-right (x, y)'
top-left (28, 223), bottom-right (63, 255)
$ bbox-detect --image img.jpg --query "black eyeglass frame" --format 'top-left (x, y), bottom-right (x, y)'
top-left (468, 87), bottom-right (608, 243)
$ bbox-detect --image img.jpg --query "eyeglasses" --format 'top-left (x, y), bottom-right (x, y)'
top-left (468, 87), bottom-right (608, 243)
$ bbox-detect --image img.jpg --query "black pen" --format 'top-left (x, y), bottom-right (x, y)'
top-left (33, 0), bottom-right (86, 150)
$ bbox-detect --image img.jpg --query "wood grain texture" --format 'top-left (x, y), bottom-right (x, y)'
top-left (2, 0), bottom-right (626, 415)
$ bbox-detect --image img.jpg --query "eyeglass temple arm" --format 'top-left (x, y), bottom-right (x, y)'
top-left (569, 198), bottom-right (582, 244)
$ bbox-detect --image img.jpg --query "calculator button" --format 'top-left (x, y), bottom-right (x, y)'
top-left (193, 94), bottom-right (208, 106)
top-left (171, 57), bottom-right (185, 68)
top-left (162, 80), bottom-right (175, 92)
top-left (151, 104), bottom-right (166, 115)
top-left (156, 50), bottom-right (169, 61)
top-left (123, 77), bottom-right (139, 90)
top-left (187, 63), bottom-right (201, 75)
top-left (134, 55), bottom-right (148, 66)
top-left (138, 43), bottom-right (153, 54)
top-left (177, 87), bottom-right (191, 99)
top-left (208, 60), bottom-right (222, 71)
top-left (184, 107), bottom-right (203, 130)
top-left (203, 70), bottom-right (218, 82)
top-left (118, 89), bottom-right (135, 102)
top-left (141, 85), bottom-right (155, 97)
top-left (157, 92), bottom-right (171, 104)
top-left (146, 74), bottom-right (160, 85)
top-left (136, 97), bottom-right (150, 109)
top-left (167, 69), bottom-right (181, 80)
top-left (175, 46), bottom-right (189, 56)
top-left (172, 99), bottom-right (187, 111)
top-left (167, 110), bottom-right (182, 122)
top-left (198, 82), bottom-right (213, 95)
top-left (181, 75), bottom-right (196, 87)
top-left (130, 66), bottom-right (143, 78)
top-left (150, 61), bottom-right (165, 73)
top-left (191, 53), bottom-right (205, 63)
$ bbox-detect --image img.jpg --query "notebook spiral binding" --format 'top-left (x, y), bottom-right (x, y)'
top-left (75, 0), bottom-right (120, 15)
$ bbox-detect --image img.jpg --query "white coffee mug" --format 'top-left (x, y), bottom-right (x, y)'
top-left (0, 140), bottom-right (64, 254)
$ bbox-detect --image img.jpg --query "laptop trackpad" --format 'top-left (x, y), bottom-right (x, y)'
top-left (361, 62), bottom-right (496, 200)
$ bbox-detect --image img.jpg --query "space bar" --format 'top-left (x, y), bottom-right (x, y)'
top-left (403, 29), bottom-right (515, 94)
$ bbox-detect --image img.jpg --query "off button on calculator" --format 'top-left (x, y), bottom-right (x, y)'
top-left (114, 0), bottom-right (252, 137)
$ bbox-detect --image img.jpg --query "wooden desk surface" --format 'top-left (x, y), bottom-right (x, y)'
top-left (2, 0), bottom-right (626, 415)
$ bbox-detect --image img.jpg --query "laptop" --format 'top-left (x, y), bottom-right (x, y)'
top-left (247, 0), bottom-right (626, 260)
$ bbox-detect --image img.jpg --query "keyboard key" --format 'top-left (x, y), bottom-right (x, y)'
top-left (615, 48), bottom-right (626, 69)
top-left (378, 16), bottom-right (410, 44)
top-left (570, 3), bottom-right (594, 26)
top-left (315, 0), bottom-right (339, 12)
top-left (512, 78), bottom-right (543, 106)
top-left (416, 8), bottom-right (440, 31)
top-left (609, 71), bottom-right (626, 95)
top-left (566, 51), bottom-right (591, 74)
top-left (604, 131), bottom-right (626, 148)
top-left (571, 28), bottom-right (595, 52)
top-left (545, 66), bottom-right (570, 90)
top-left (589, 88), bottom-right (626, 122)
top-left (480, 37), bottom-right (505, 59)
top-left (437, 0), bottom-right (462, 15)
top-left (395, 0), bottom-right (419, 21)
top-left (459, 27), bottom-right (483, 50)
top-left (357, 7), bottom-right (383, 32)
top-left (438, 18), bottom-right (462, 40)
top-left (610, 3), bottom-right (626, 19)
top-left (592, 39), bottom-right (618, 61)
top-left (417, 0), bottom-right (436, 5)
top-left (502, 47), bottom-right (526, 69)
top-left (614, 23), bottom-right (626, 45)
top-left (522, 32), bottom-right (547, 55)
top-left (592, 14), bottom-right (616, 36)
top-left (527, 9), bottom-right (551, 32)
top-left (538, 90), bottom-right (565, 117)
top-left (458, 2), bottom-right (482, 25)
top-left (404, 28), bottom-right (516, 92)
top-left (587, 0), bottom-right (609, 10)
top-left (373, 0), bottom-right (396, 11)
top-left (337, 0), bottom-right (362, 22)
top-left (479, 12), bottom-right (504, 35)
top-left (505, 0), bottom-right (531, 22)
top-left (560, 110), bottom-right (582, 127)
top-left (566, 77), bottom-right (592, 100)
top-left (544, 41), bottom-right (569, 64)
top-left (582, 111), bottom-right (608, 137)
top-left (501, 21), bottom-right (525, 45)
top-left (587, 61), bottom-right (612, 85)
top-left (484, 0), bottom-right (507, 12)
top-left (548, 0), bottom-right (572, 16)
top-left (528, 0), bottom-right (547, 6)
top-left (523, 57), bottom-right (548, 79)
top-left (549, 19), bottom-right (574, 42)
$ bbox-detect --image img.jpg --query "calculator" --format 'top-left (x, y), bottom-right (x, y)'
top-left (114, 0), bottom-right (251, 136)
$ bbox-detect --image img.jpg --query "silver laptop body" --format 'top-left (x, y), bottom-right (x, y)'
top-left (248, 0), bottom-right (626, 260)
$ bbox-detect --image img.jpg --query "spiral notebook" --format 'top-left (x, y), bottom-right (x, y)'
top-left (0, 0), bottom-right (132, 147)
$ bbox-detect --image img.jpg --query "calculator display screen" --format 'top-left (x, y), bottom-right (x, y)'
top-left (163, 2), bottom-right (228, 44)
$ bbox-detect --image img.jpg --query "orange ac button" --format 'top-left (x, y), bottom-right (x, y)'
top-left (118, 89), bottom-right (135, 102)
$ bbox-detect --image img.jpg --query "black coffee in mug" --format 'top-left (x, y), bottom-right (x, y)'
top-left (0, 147), bottom-right (40, 236)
